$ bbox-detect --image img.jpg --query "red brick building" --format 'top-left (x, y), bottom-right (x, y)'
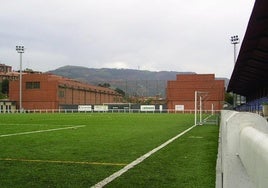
top-left (9, 73), bottom-right (122, 110)
top-left (166, 74), bottom-right (225, 111)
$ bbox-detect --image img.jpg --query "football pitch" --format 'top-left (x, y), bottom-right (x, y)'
top-left (0, 113), bottom-right (219, 187)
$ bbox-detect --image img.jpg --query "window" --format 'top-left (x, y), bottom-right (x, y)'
top-left (58, 90), bottom-right (65, 98)
top-left (26, 82), bottom-right (40, 89)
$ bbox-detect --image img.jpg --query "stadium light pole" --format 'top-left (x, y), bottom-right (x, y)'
top-left (16, 45), bottom-right (24, 113)
top-left (231, 36), bottom-right (240, 107)
top-left (231, 35), bottom-right (239, 64)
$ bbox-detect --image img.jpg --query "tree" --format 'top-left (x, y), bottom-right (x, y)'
top-left (225, 92), bottom-right (233, 105)
top-left (98, 83), bottom-right (111, 88)
top-left (0, 79), bottom-right (9, 99)
top-left (143, 98), bottom-right (153, 105)
top-left (115, 88), bottom-right (125, 97)
top-left (2, 79), bottom-right (9, 94)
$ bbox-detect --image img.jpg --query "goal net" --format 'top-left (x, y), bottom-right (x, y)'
top-left (194, 91), bottom-right (217, 125)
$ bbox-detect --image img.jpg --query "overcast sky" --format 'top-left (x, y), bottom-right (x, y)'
top-left (0, 0), bottom-right (255, 78)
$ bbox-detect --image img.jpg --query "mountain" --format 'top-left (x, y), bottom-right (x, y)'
top-left (48, 65), bottom-right (194, 81)
top-left (48, 65), bottom-right (228, 97)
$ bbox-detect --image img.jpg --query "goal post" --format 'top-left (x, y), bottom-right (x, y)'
top-left (195, 91), bottom-right (198, 125)
top-left (194, 91), bottom-right (209, 125)
top-left (195, 91), bottom-right (218, 125)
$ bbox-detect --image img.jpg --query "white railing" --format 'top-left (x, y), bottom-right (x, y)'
top-left (0, 109), bottom-right (221, 114)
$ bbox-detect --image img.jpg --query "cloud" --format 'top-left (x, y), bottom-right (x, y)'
top-left (0, 0), bottom-right (255, 77)
top-left (103, 61), bottom-right (130, 69)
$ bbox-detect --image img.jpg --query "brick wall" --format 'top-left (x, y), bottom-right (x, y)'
top-left (9, 73), bottom-right (122, 110)
top-left (167, 74), bottom-right (225, 111)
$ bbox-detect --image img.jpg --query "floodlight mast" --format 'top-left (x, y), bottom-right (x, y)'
top-left (16, 45), bottom-right (24, 113)
top-left (231, 35), bottom-right (239, 64)
top-left (231, 35), bottom-right (239, 107)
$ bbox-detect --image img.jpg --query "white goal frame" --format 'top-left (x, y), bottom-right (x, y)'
top-left (194, 91), bottom-right (209, 125)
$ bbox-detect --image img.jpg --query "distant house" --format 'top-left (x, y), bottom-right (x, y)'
top-left (0, 64), bottom-right (19, 82)
top-left (166, 74), bottom-right (225, 111)
top-left (0, 64), bottom-right (12, 73)
top-left (9, 73), bottom-right (122, 110)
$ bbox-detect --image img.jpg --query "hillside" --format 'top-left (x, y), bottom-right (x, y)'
top-left (48, 65), bottom-right (228, 97)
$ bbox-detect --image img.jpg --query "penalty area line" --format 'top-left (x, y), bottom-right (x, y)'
top-left (0, 158), bottom-right (127, 167)
top-left (92, 124), bottom-right (197, 188)
top-left (0, 125), bottom-right (86, 138)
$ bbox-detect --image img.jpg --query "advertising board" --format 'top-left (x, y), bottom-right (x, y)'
top-left (140, 105), bottom-right (155, 112)
top-left (78, 105), bottom-right (92, 112)
top-left (94, 105), bottom-right (108, 112)
top-left (175, 105), bottom-right (184, 111)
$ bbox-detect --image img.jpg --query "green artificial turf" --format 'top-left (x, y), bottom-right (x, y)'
top-left (0, 113), bottom-right (218, 187)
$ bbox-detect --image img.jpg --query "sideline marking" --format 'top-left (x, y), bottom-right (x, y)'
top-left (0, 125), bottom-right (86, 138)
top-left (188, 136), bottom-right (203, 139)
top-left (92, 124), bottom-right (196, 188)
top-left (0, 158), bottom-right (127, 166)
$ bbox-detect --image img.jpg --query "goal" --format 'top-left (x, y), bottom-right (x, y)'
top-left (194, 91), bottom-right (215, 125)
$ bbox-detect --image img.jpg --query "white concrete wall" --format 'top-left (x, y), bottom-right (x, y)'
top-left (217, 110), bottom-right (268, 188)
top-left (239, 127), bottom-right (268, 187)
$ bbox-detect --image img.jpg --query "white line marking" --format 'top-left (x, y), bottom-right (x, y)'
top-left (92, 124), bottom-right (196, 188)
top-left (1, 124), bottom-right (82, 126)
top-left (0, 158), bottom-right (127, 166)
top-left (0, 125), bottom-right (86, 138)
top-left (203, 114), bottom-right (213, 121)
